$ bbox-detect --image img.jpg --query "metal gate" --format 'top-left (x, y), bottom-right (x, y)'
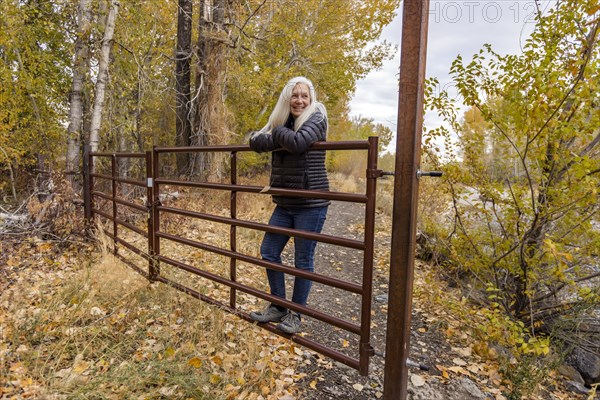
top-left (84, 137), bottom-right (381, 376)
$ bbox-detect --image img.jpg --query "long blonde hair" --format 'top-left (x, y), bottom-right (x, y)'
top-left (259, 76), bottom-right (327, 134)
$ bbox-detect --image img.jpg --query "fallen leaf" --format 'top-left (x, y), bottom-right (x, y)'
top-left (159, 385), bottom-right (178, 396)
top-left (72, 354), bottom-right (90, 374)
top-left (187, 357), bottom-right (202, 368)
top-left (352, 383), bottom-right (364, 391)
top-left (90, 307), bottom-right (105, 316)
top-left (448, 366), bottom-right (471, 376)
top-left (452, 346), bottom-right (472, 357)
top-left (164, 347), bottom-right (175, 359)
top-left (309, 380), bottom-right (317, 389)
top-left (411, 374), bottom-right (426, 387)
top-left (452, 357), bottom-right (467, 366)
top-left (466, 364), bottom-right (481, 374)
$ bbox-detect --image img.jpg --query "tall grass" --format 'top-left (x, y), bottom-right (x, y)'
top-left (1, 235), bottom-right (303, 399)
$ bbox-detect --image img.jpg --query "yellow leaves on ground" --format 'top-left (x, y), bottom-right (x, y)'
top-left (164, 347), bottom-right (176, 359)
top-left (209, 374), bottom-right (222, 384)
top-left (0, 245), bottom-right (308, 400)
top-left (187, 356), bottom-right (203, 368)
top-left (72, 354), bottom-right (91, 375)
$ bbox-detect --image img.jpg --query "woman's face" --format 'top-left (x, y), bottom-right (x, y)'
top-left (290, 83), bottom-right (311, 118)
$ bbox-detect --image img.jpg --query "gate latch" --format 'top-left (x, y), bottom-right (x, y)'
top-left (417, 170), bottom-right (443, 179)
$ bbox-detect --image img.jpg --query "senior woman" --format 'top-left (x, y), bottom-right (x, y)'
top-left (248, 76), bottom-right (329, 334)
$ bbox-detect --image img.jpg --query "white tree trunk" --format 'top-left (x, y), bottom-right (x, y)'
top-left (89, 0), bottom-right (119, 152)
top-left (66, 0), bottom-right (92, 177)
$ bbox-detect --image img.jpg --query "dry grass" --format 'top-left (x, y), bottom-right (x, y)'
top-left (0, 224), bottom-right (306, 399)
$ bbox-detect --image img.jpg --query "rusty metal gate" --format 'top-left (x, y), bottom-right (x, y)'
top-left (82, 1), bottom-right (430, 398)
top-left (84, 137), bottom-right (381, 376)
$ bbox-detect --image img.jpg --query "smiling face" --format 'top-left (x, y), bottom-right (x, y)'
top-left (290, 83), bottom-right (311, 118)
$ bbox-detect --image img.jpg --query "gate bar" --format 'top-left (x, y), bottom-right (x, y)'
top-left (153, 179), bottom-right (368, 203)
top-left (146, 150), bottom-right (155, 285)
top-left (358, 136), bottom-right (379, 375)
top-left (384, 0), bottom-right (430, 398)
top-left (83, 146), bottom-right (91, 221)
top-left (93, 191), bottom-right (147, 212)
top-left (157, 205), bottom-right (365, 250)
top-left (111, 155), bottom-right (118, 256)
top-left (155, 253), bottom-right (361, 334)
top-left (91, 173), bottom-right (147, 187)
top-left (154, 140), bottom-right (370, 153)
top-left (150, 146), bottom-right (161, 281)
top-left (230, 151), bottom-right (237, 309)
top-left (153, 273), bottom-right (361, 370)
top-left (155, 231), bottom-right (363, 294)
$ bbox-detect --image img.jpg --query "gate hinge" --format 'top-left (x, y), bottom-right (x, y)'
top-left (360, 342), bottom-right (375, 357)
top-left (146, 200), bottom-right (161, 210)
top-left (366, 169), bottom-right (384, 179)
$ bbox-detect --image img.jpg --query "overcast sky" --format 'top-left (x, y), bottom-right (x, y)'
top-left (349, 0), bottom-right (552, 152)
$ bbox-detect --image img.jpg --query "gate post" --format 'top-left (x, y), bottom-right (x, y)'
top-left (229, 151), bottom-right (238, 309)
top-left (111, 154), bottom-right (118, 256)
top-left (83, 145), bottom-right (92, 223)
top-left (384, 0), bottom-right (430, 399)
top-left (149, 146), bottom-right (160, 281)
top-left (146, 150), bottom-right (155, 280)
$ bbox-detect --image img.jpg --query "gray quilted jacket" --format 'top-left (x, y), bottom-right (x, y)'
top-left (249, 112), bottom-right (330, 208)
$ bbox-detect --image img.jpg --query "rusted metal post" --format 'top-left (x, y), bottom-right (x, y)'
top-left (384, 0), bottom-right (430, 399)
top-left (146, 150), bottom-right (154, 280)
top-left (83, 145), bottom-right (92, 222)
top-left (111, 154), bottom-right (118, 256)
top-left (359, 136), bottom-right (380, 375)
top-left (150, 147), bottom-right (160, 281)
top-left (230, 151), bottom-right (237, 308)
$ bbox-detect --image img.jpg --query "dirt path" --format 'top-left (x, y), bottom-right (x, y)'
top-left (279, 201), bottom-right (471, 400)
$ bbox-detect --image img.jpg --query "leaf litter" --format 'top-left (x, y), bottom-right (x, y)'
top-left (0, 242), bottom-right (307, 399)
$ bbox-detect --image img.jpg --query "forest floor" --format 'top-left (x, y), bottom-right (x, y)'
top-left (0, 187), bottom-right (595, 399)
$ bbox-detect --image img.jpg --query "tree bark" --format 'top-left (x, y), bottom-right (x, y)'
top-left (191, 0), bottom-right (230, 177)
top-left (89, 0), bottom-right (119, 152)
top-left (66, 0), bottom-right (92, 181)
top-left (175, 0), bottom-right (193, 175)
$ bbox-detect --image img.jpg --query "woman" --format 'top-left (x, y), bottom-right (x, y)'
top-left (248, 76), bottom-right (329, 334)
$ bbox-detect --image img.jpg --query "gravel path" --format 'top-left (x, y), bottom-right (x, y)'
top-left (278, 201), bottom-right (484, 400)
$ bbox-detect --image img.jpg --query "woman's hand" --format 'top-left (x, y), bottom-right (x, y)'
top-left (249, 131), bottom-right (278, 153)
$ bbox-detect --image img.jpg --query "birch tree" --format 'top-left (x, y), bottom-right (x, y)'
top-left (66, 0), bottom-right (92, 181)
top-left (89, 0), bottom-right (119, 152)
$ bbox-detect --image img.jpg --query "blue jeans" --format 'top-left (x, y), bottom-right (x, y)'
top-left (260, 205), bottom-right (328, 307)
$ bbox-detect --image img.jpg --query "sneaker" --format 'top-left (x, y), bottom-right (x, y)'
top-left (277, 312), bottom-right (302, 334)
top-left (250, 304), bottom-right (288, 323)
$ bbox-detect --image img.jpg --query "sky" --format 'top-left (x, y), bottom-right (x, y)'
top-left (349, 0), bottom-right (553, 153)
